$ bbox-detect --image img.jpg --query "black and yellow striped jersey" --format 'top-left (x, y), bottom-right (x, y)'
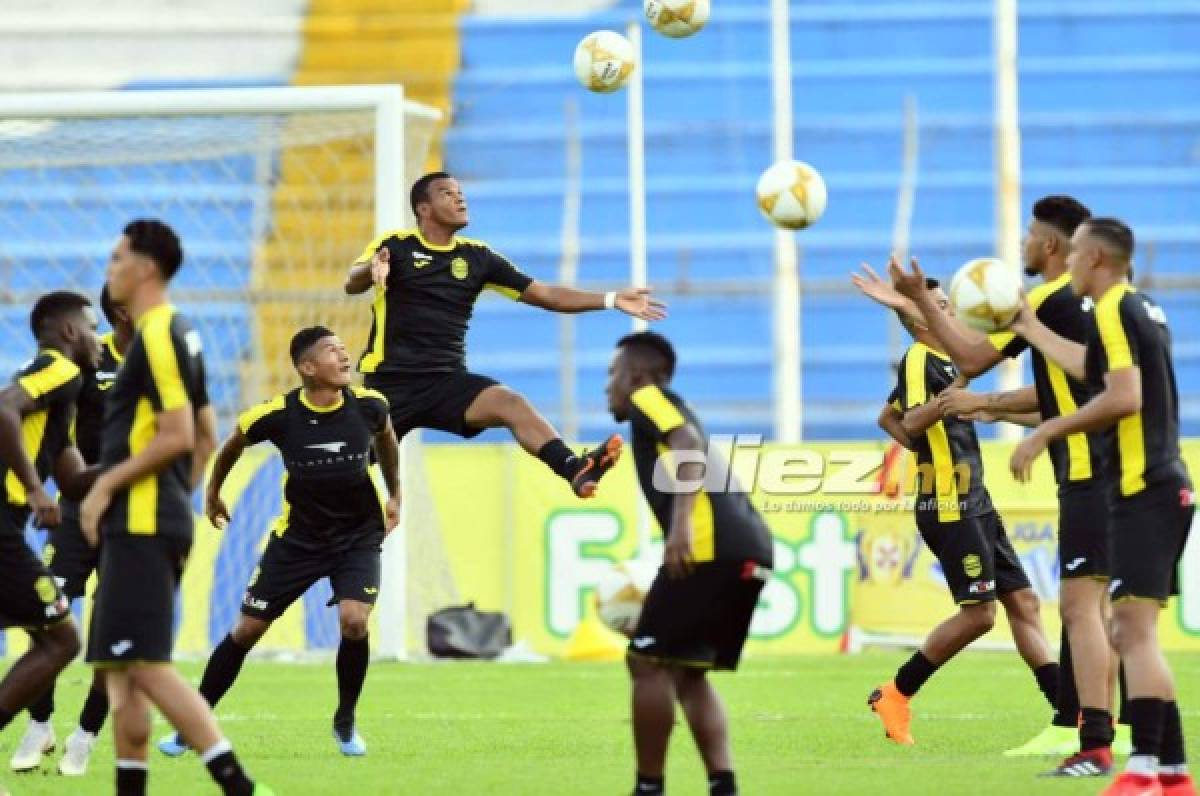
top-left (990, 273), bottom-right (1107, 487)
top-left (238, 385), bottom-right (389, 549)
top-left (75, 332), bottom-right (124, 465)
top-left (1084, 283), bottom-right (1188, 498)
top-left (628, 384), bottom-right (774, 567)
top-left (99, 304), bottom-right (208, 538)
top-left (895, 343), bottom-right (993, 523)
top-left (1, 349), bottom-right (82, 518)
top-left (354, 229), bottom-right (534, 375)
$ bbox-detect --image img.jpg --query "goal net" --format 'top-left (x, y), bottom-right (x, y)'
top-left (0, 86), bottom-right (450, 660)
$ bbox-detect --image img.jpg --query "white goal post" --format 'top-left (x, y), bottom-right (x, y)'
top-left (0, 85), bottom-right (441, 661)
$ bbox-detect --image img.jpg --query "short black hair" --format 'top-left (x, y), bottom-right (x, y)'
top-left (290, 325), bottom-right (336, 365)
top-left (30, 291), bottom-right (91, 340)
top-left (1032, 195), bottom-right (1092, 238)
top-left (410, 171), bottom-right (453, 218)
top-left (1082, 217), bottom-right (1135, 262)
top-left (616, 331), bottom-right (677, 381)
top-left (99, 283), bottom-right (120, 327)
top-left (124, 219), bottom-right (183, 280)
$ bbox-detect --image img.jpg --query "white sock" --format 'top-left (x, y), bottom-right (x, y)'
top-left (116, 759), bottom-right (148, 770)
top-left (1127, 754), bottom-right (1159, 777)
top-left (70, 727), bottom-right (95, 742)
top-left (30, 719), bottom-right (51, 732)
top-left (199, 738), bottom-right (233, 765)
top-left (1160, 764), bottom-right (1190, 776)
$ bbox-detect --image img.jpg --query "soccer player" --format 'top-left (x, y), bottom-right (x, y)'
top-left (605, 331), bottom-right (774, 796)
top-left (79, 220), bottom-right (270, 796)
top-left (345, 172), bottom-right (666, 498)
top-left (1008, 218), bottom-right (1194, 796)
top-left (0, 292), bottom-right (101, 773)
top-left (888, 197), bottom-right (1129, 771)
top-left (157, 326), bottom-right (400, 759)
top-left (863, 280), bottom-right (1059, 746)
top-left (11, 285), bottom-right (134, 777)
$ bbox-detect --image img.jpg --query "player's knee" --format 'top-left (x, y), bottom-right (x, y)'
top-left (1059, 592), bottom-right (1094, 628)
top-left (340, 615), bottom-right (369, 641)
top-left (40, 620), bottom-right (81, 663)
top-left (626, 653), bottom-right (666, 682)
top-left (491, 386), bottom-right (532, 422)
top-left (1015, 588), bottom-right (1041, 619)
top-left (962, 601), bottom-right (997, 635)
top-left (232, 616), bottom-right (269, 647)
top-left (1109, 608), bottom-right (1153, 653)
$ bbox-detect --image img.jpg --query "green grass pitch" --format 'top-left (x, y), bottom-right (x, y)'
top-left (4, 651), bottom-right (1198, 794)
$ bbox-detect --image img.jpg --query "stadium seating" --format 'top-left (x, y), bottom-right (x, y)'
top-left (445, 0), bottom-right (1200, 441)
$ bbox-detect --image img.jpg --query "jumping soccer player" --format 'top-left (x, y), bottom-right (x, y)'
top-left (79, 219), bottom-right (270, 796)
top-left (0, 292), bottom-right (101, 780)
top-left (158, 326), bottom-right (400, 759)
top-left (1008, 218), bottom-right (1194, 796)
top-left (345, 172), bottom-right (666, 498)
top-left (11, 285), bottom-right (134, 777)
top-left (862, 279), bottom-right (1059, 746)
top-left (606, 331), bottom-right (774, 796)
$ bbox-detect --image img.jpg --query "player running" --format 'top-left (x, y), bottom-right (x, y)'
top-left (80, 219), bottom-right (270, 796)
top-left (1008, 218), bottom-right (1194, 796)
top-left (10, 285), bottom-right (134, 777)
top-left (158, 326), bottom-right (400, 759)
top-left (861, 279), bottom-right (1060, 746)
top-left (605, 331), bottom-right (773, 796)
top-left (345, 172), bottom-right (666, 499)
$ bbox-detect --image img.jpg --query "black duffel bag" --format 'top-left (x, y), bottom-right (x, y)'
top-left (426, 602), bottom-right (512, 660)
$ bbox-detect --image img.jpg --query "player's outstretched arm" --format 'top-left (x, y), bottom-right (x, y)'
top-left (937, 384), bottom-right (1039, 418)
top-left (519, 282), bottom-right (668, 321)
top-left (373, 417), bottom-right (402, 534)
top-left (877, 403), bottom-right (914, 451)
top-left (1008, 300), bottom-right (1087, 382)
top-left (204, 427), bottom-right (250, 530)
top-left (345, 246), bottom-right (390, 295)
top-left (192, 404), bottom-right (218, 492)
top-left (0, 384), bottom-right (60, 528)
top-left (851, 261), bottom-right (927, 328)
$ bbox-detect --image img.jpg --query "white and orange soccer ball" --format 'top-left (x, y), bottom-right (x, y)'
top-left (573, 31), bottom-right (637, 94)
top-left (755, 160), bottom-right (828, 230)
top-left (594, 559), bottom-right (658, 637)
top-left (644, 0), bottom-right (710, 39)
top-left (949, 257), bottom-right (1023, 332)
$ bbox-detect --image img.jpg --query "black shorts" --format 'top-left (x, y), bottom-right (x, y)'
top-left (242, 532), bottom-right (382, 621)
top-left (1057, 480), bottom-right (1112, 580)
top-left (917, 511), bottom-right (1031, 604)
top-left (86, 534), bottom-right (190, 665)
top-left (43, 500), bottom-right (101, 599)
top-left (0, 528), bottom-right (70, 630)
top-left (364, 370), bottom-right (498, 441)
top-left (629, 560), bottom-right (769, 671)
top-left (1110, 478), bottom-right (1195, 603)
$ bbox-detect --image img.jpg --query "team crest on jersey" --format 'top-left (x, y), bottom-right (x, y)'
top-left (451, 257), bottom-right (469, 280)
top-left (962, 554), bottom-right (982, 578)
top-left (34, 575), bottom-right (58, 604)
top-left (41, 543), bottom-right (55, 567)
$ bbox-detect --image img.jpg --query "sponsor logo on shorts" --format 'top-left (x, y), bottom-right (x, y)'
top-left (967, 580), bottom-right (996, 595)
top-left (41, 543), bottom-right (55, 567)
top-left (242, 593), bottom-right (268, 612)
top-left (631, 636), bottom-right (656, 649)
top-left (1065, 557), bottom-right (1087, 572)
top-left (110, 640), bottom-right (133, 656)
top-left (962, 554), bottom-right (983, 578)
top-left (363, 587), bottom-right (378, 595)
top-left (34, 576), bottom-right (58, 604)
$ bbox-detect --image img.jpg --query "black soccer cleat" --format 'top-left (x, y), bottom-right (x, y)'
top-left (1040, 748), bottom-right (1113, 778)
top-left (570, 434), bottom-right (623, 498)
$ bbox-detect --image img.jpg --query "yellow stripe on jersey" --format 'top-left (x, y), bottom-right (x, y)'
top-left (127, 396), bottom-right (158, 534)
top-left (1096, 283), bottom-right (1135, 371)
top-left (4, 410), bottom-right (49, 506)
top-left (359, 284), bottom-right (388, 374)
top-left (656, 441), bottom-right (716, 562)
top-left (903, 344), bottom-right (928, 408)
top-left (926, 420), bottom-right (962, 522)
top-left (485, 282), bottom-right (523, 300)
top-left (1117, 413), bottom-right (1147, 496)
top-left (631, 385), bottom-right (686, 434)
top-left (1045, 359), bottom-right (1093, 481)
top-left (237, 394), bottom-right (287, 436)
top-left (987, 330), bottom-right (1016, 353)
top-left (17, 351), bottom-right (79, 400)
top-left (351, 385), bottom-right (390, 408)
top-left (103, 333), bottom-right (125, 365)
top-left (140, 305), bottom-right (188, 412)
top-left (352, 229), bottom-right (414, 265)
top-left (273, 472), bottom-right (291, 538)
top-left (1028, 272), bottom-right (1070, 311)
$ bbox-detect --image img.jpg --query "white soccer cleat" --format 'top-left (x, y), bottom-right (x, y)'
top-left (57, 729), bottom-right (96, 777)
top-left (9, 720), bottom-right (55, 772)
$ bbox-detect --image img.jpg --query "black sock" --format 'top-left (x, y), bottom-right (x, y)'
top-left (204, 748), bottom-right (254, 796)
top-left (1128, 697), bottom-right (1166, 759)
top-left (1034, 662), bottom-right (1060, 709)
top-left (1161, 701), bottom-right (1186, 767)
top-left (894, 651), bottom-right (939, 698)
top-left (1117, 663), bottom-right (1131, 726)
top-left (635, 774), bottom-right (665, 795)
top-left (537, 438), bottom-right (580, 481)
top-left (0, 706), bottom-right (14, 731)
top-left (334, 635), bottom-right (370, 737)
top-left (28, 683), bottom-right (54, 723)
top-left (79, 681), bottom-right (110, 735)
top-left (1080, 707), bottom-right (1115, 752)
top-left (709, 769), bottom-right (737, 796)
top-left (198, 633), bottom-right (251, 709)
top-left (1052, 628), bottom-right (1079, 727)
top-left (116, 761), bottom-right (148, 796)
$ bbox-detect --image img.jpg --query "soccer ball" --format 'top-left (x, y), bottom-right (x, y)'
top-left (644, 0), bottom-right (710, 38)
top-left (573, 31), bottom-right (637, 94)
top-left (755, 160), bottom-right (828, 230)
top-left (594, 559), bottom-right (658, 637)
top-left (949, 258), bottom-right (1023, 332)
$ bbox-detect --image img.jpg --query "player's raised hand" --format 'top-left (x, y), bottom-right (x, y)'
top-left (370, 246), bottom-right (390, 288)
top-left (1006, 293), bottom-right (1035, 336)
top-left (206, 491), bottom-right (231, 530)
top-left (888, 255), bottom-right (929, 300)
top-left (615, 287), bottom-right (668, 322)
top-left (851, 262), bottom-right (907, 311)
top-left (1009, 429), bottom-right (1047, 483)
top-left (28, 486), bottom-right (60, 530)
top-left (384, 496), bottom-right (401, 535)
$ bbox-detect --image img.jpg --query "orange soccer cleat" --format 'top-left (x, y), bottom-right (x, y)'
top-left (867, 681), bottom-right (914, 745)
top-left (1099, 772), bottom-right (1164, 796)
top-left (1160, 773), bottom-right (1198, 796)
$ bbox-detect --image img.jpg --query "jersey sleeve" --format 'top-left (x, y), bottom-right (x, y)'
top-left (140, 313), bottom-right (204, 413)
top-left (481, 246), bottom-right (534, 300)
top-left (352, 386), bottom-right (390, 433)
top-left (17, 353), bottom-right (82, 410)
top-left (237, 394), bottom-right (287, 445)
top-left (629, 385), bottom-right (687, 441)
top-left (353, 230), bottom-right (401, 265)
top-left (987, 329), bottom-right (1027, 359)
top-left (886, 386), bottom-right (901, 411)
top-left (897, 347), bottom-right (931, 410)
top-left (1096, 293), bottom-right (1140, 372)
